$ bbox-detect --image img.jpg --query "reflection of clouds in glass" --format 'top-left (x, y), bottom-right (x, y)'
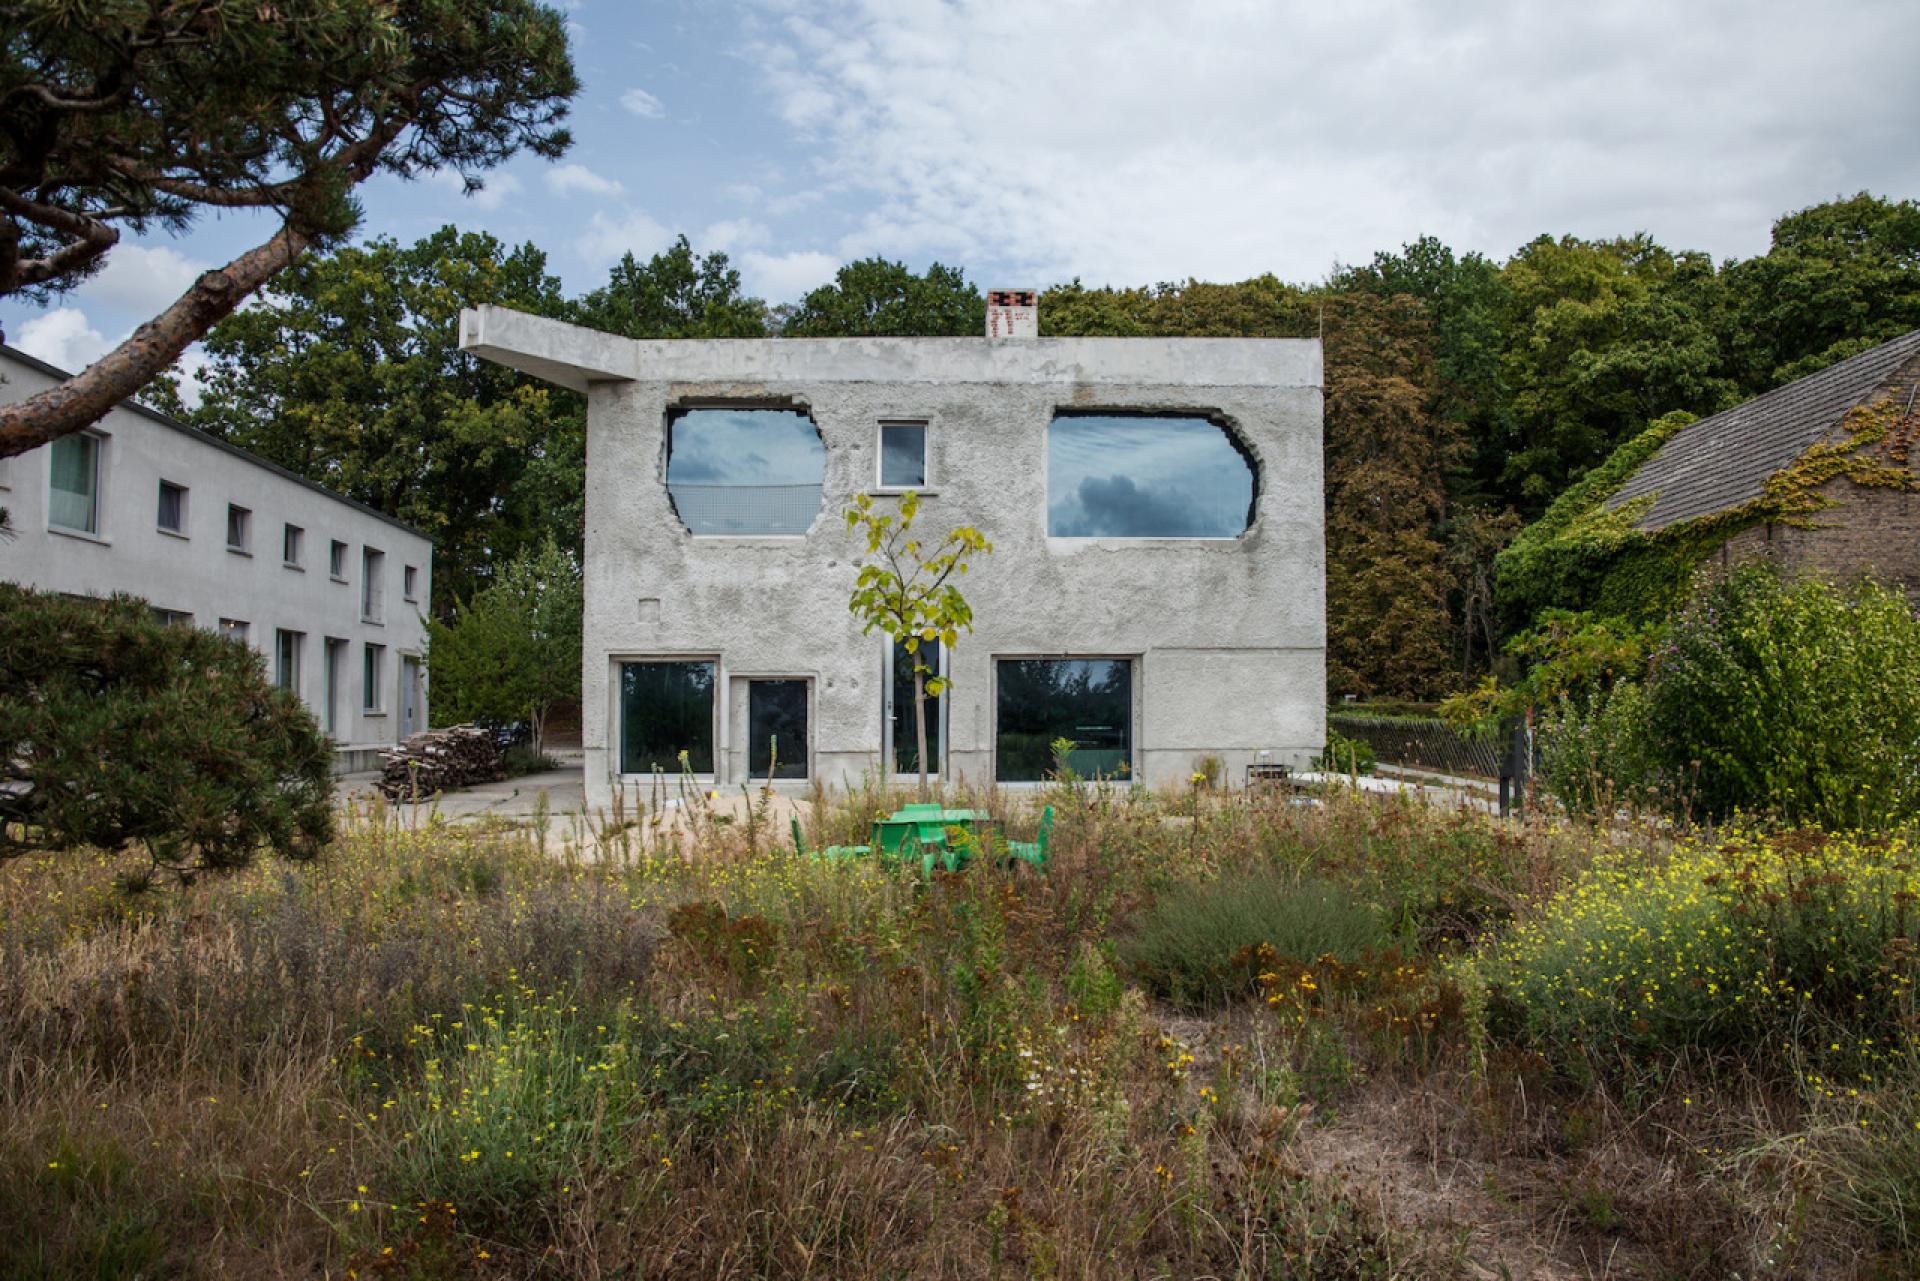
top-left (1048, 416), bottom-right (1253, 537)
top-left (667, 409), bottom-right (824, 485)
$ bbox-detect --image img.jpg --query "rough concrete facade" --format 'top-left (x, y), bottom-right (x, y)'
top-left (461, 306), bottom-right (1325, 809)
top-left (0, 344), bottom-right (433, 770)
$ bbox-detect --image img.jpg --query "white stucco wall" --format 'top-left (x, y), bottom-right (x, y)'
top-left (0, 347), bottom-right (433, 767)
top-left (461, 306), bottom-right (1324, 809)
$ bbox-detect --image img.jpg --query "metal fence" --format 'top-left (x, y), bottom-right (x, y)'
top-left (667, 483), bottom-right (824, 535)
top-left (1328, 712), bottom-right (1504, 779)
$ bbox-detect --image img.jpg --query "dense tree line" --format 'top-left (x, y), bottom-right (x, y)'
top-left (172, 193), bottom-right (1920, 700)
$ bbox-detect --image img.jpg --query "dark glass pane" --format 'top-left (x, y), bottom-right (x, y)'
top-left (995, 659), bottom-right (1131, 782)
top-left (1048, 414), bottom-right (1254, 538)
top-left (666, 408), bottom-right (825, 535)
top-left (748, 680), bottom-right (809, 779)
top-left (892, 638), bottom-right (941, 774)
top-left (157, 483), bottom-right (183, 532)
top-left (879, 423), bottom-right (926, 487)
top-left (620, 661), bottom-right (715, 774)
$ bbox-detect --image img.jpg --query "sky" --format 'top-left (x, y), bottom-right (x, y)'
top-left (6, 0), bottom-right (1919, 382)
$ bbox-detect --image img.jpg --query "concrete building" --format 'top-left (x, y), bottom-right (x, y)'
top-left (0, 344), bottom-right (432, 770)
top-left (1607, 327), bottom-right (1920, 593)
top-left (461, 305), bottom-right (1324, 809)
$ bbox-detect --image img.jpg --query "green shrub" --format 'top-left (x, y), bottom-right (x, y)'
top-left (0, 585), bottom-right (333, 876)
top-left (1481, 826), bottom-right (1920, 1084)
top-left (500, 744), bottom-right (560, 778)
top-left (1311, 730), bottom-right (1376, 775)
top-left (1647, 565), bottom-right (1920, 826)
top-left (1121, 871), bottom-right (1387, 1009)
top-left (1536, 680), bottom-right (1662, 816)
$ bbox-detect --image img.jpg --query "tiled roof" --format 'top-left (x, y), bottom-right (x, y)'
top-left (1607, 329), bottom-right (1920, 531)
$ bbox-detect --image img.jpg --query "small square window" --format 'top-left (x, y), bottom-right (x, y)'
top-left (50, 432), bottom-right (101, 534)
top-left (283, 523), bottom-right (304, 566)
top-left (329, 539), bottom-right (348, 579)
top-left (878, 421), bottom-right (928, 489)
top-left (157, 480), bottom-right (187, 534)
top-left (403, 565), bottom-right (418, 601)
top-left (219, 618), bottom-right (250, 644)
top-left (227, 504), bottom-right (251, 552)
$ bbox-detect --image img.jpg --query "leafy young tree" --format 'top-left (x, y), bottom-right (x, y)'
top-left (425, 538), bottom-right (582, 754)
top-left (179, 227), bottom-right (580, 611)
top-left (0, 0), bottom-right (578, 458)
top-left (571, 235), bottom-right (769, 338)
top-left (785, 258), bottom-right (984, 337)
top-left (0, 584), bottom-right (334, 879)
top-left (843, 491), bottom-right (992, 800)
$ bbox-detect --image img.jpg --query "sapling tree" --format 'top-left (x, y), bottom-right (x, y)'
top-left (844, 491), bottom-right (992, 800)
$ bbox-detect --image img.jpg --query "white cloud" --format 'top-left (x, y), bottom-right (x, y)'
top-left (620, 87), bottom-right (666, 118)
top-left (740, 0), bottom-right (1920, 285)
top-left (738, 249), bottom-right (840, 302)
top-left (700, 217), bottom-right (772, 252)
top-left (547, 162), bottom-right (625, 198)
top-left (577, 209), bottom-right (674, 265)
top-left (13, 307), bottom-right (112, 371)
top-left (73, 244), bottom-right (206, 317)
top-left (428, 167), bottom-right (524, 211)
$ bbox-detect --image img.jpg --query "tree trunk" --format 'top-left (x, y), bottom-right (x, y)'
top-left (0, 221), bottom-right (314, 458)
top-left (913, 666), bottom-right (930, 802)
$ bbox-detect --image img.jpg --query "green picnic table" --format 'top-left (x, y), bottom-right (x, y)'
top-left (870, 804), bottom-right (997, 873)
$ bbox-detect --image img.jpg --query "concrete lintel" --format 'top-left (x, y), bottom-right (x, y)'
top-left (459, 305), bottom-right (1322, 390)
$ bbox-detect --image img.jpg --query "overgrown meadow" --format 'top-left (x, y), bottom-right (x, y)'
top-left (2, 782), bottom-right (1916, 1279)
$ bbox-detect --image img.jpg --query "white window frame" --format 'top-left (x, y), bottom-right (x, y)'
top-left (874, 419), bottom-right (932, 493)
top-left (283, 523), bottom-right (304, 568)
top-left (883, 637), bottom-right (949, 780)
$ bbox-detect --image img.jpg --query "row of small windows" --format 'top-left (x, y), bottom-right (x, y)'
top-left (660, 409), bottom-right (1256, 538)
top-left (163, 610), bottom-right (396, 736)
top-left (47, 431), bottom-right (419, 612)
top-left (616, 652), bottom-right (1132, 783)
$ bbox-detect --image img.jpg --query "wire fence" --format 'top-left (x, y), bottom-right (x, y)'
top-left (1328, 712), bottom-right (1505, 779)
top-left (667, 483), bottom-right (824, 536)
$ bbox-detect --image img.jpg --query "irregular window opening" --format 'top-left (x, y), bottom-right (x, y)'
top-left (666, 407), bottom-right (825, 535)
top-left (995, 658), bottom-right (1132, 782)
top-left (1047, 413), bottom-right (1256, 538)
top-left (621, 660), bottom-right (715, 774)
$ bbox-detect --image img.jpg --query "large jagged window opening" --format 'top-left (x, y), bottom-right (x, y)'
top-left (1047, 413), bottom-right (1256, 538)
top-left (666, 407), bottom-right (826, 535)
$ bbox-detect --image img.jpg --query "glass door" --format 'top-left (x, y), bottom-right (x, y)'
top-left (886, 638), bottom-right (945, 778)
top-left (747, 680), bottom-right (809, 780)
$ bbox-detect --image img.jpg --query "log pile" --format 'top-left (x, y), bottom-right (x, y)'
top-left (377, 725), bottom-right (504, 800)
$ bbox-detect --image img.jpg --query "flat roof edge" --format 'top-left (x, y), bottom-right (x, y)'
top-left (459, 305), bottom-right (1323, 389)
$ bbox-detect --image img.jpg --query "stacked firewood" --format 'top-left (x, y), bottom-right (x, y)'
top-left (376, 725), bottom-right (504, 800)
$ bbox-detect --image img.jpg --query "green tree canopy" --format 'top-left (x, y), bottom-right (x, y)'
top-left (425, 538), bottom-right (582, 753)
top-left (0, 0), bottom-right (577, 457)
top-left (179, 226), bottom-right (581, 612)
top-left (784, 258), bottom-right (984, 336)
top-left (572, 235), bottom-right (769, 338)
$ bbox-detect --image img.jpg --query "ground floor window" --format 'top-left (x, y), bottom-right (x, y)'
top-left (620, 660), bottom-right (715, 774)
top-left (995, 658), bottom-right (1132, 782)
top-left (748, 679), bottom-right (808, 779)
top-left (891, 638), bottom-right (942, 775)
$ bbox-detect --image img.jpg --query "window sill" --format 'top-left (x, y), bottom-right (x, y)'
top-left (284, 561), bottom-right (305, 572)
top-left (363, 710), bottom-right (387, 718)
top-left (361, 616), bottom-right (385, 627)
top-left (48, 524), bottom-right (110, 546)
top-left (330, 574), bottom-right (349, 584)
top-left (869, 487), bottom-right (937, 497)
top-left (227, 546), bottom-right (252, 557)
top-left (157, 526), bottom-right (189, 541)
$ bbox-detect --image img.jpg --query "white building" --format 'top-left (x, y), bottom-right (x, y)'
top-left (0, 344), bottom-right (432, 771)
top-left (461, 306), bottom-right (1325, 810)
